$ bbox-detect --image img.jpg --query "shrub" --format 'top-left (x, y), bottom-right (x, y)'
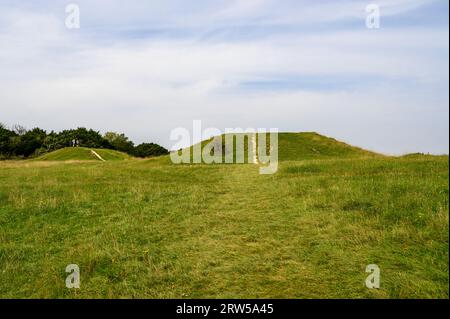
top-left (133, 143), bottom-right (169, 158)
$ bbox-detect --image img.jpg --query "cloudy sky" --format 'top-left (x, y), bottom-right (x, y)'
top-left (0, 0), bottom-right (448, 154)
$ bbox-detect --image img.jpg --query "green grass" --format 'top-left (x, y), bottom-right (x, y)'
top-left (277, 132), bottom-right (378, 160)
top-left (92, 148), bottom-right (132, 161)
top-left (0, 134), bottom-right (448, 298)
top-left (35, 147), bottom-right (131, 161)
top-left (181, 132), bottom-right (379, 163)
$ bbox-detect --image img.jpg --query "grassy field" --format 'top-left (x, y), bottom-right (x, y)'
top-left (0, 133), bottom-right (448, 298)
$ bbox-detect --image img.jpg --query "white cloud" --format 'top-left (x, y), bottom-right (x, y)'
top-left (0, 0), bottom-right (448, 154)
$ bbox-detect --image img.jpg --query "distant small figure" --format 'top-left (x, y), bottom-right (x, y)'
top-left (71, 139), bottom-right (80, 147)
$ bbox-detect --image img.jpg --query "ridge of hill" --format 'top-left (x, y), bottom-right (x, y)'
top-left (179, 132), bottom-right (379, 163)
top-left (35, 147), bottom-right (131, 161)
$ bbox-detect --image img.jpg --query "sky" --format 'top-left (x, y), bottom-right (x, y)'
top-left (0, 0), bottom-right (448, 154)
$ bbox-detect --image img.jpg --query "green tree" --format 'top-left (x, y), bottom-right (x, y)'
top-left (43, 131), bottom-right (58, 152)
top-left (55, 128), bottom-right (111, 149)
top-left (14, 127), bottom-right (47, 157)
top-left (104, 132), bottom-right (134, 154)
top-left (133, 143), bottom-right (169, 158)
top-left (0, 124), bottom-right (17, 157)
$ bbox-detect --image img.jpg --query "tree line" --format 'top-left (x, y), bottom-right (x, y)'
top-left (0, 123), bottom-right (169, 159)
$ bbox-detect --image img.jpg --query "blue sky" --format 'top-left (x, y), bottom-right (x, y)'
top-left (0, 0), bottom-right (448, 154)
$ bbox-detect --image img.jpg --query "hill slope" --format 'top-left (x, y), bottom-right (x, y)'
top-left (277, 132), bottom-right (378, 161)
top-left (37, 133), bottom-right (377, 162)
top-left (180, 132), bottom-right (379, 163)
top-left (35, 147), bottom-right (131, 161)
